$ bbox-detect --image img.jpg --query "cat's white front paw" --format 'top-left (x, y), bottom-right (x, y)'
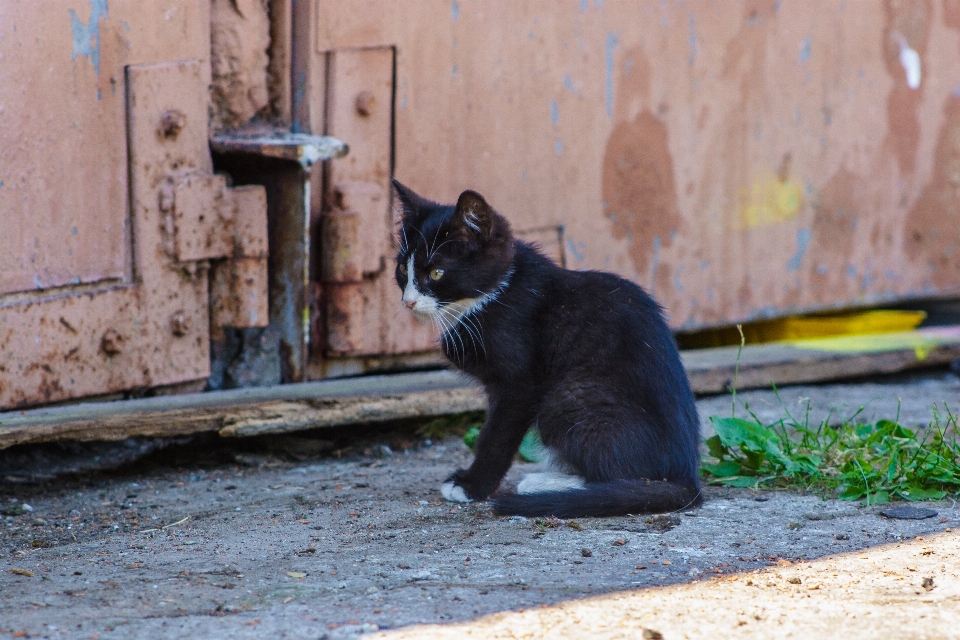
top-left (440, 481), bottom-right (472, 503)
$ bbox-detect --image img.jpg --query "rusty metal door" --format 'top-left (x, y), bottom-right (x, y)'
top-left (0, 1), bottom-right (267, 409)
top-left (304, 0), bottom-right (960, 363)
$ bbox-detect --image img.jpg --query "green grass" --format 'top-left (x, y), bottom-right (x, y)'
top-left (702, 400), bottom-right (960, 505)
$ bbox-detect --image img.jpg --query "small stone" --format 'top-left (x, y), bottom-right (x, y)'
top-left (880, 506), bottom-right (937, 520)
top-left (786, 521), bottom-right (804, 530)
top-left (642, 629), bottom-right (663, 639)
top-left (286, 571), bottom-right (306, 578)
top-left (922, 577), bottom-right (935, 591)
top-left (580, 548), bottom-right (592, 558)
top-left (787, 577), bottom-right (801, 584)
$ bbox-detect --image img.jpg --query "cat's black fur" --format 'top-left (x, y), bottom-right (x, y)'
top-left (393, 181), bottom-right (702, 518)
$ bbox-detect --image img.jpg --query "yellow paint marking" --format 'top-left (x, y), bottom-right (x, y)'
top-left (739, 173), bottom-right (803, 228)
top-left (787, 332), bottom-right (941, 357)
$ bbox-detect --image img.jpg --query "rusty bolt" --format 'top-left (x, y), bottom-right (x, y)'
top-left (355, 91), bottom-right (376, 117)
top-left (158, 181), bottom-right (176, 213)
top-left (160, 110), bottom-right (187, 139)
top-left (170, 311), bottom-right (191, 337)
top-left (101, 329), bottom-right (124, 356)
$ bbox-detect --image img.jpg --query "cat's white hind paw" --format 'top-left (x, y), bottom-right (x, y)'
top-left (440, 482), bottom-right (473, 503)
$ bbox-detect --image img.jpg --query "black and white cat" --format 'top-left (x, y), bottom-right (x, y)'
top-left (393, 181), bottom-right (702, 518)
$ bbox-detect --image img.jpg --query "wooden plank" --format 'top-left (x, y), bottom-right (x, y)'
top-left (682, 326), bottom-right (960, 394)
top-left (2, 327), bottom-right (959, 449)
top-left (0, 371), bottom-right (481, 449)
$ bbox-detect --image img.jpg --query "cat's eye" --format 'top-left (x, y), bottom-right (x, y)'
top-left (398, 262), bottom-right (408, 275)
top-left (430, 268), bottom-right (444, 281)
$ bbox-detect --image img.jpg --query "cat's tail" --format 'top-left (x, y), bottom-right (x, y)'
top-left (491, 479), bottom-right (703, 518)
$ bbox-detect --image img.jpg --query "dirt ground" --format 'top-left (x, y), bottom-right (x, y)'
top-left (1, 371), bottom-right (958, 639)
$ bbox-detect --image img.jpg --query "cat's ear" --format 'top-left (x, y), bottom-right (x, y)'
top-left (453, 190), bottom-right (494, 240)
top-left (392, 180), bottom-right (426, 221)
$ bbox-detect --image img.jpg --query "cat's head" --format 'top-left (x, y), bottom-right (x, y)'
top-left (392, 180), bottom-right (515, 322)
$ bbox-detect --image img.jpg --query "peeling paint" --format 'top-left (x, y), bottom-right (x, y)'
top-left (798, 35), bottom-right (811, 62)
top-left (451, 1), bottom-right (460, 21)
top-left (550, 100), bottom-right (559, 125)
top-left (565, 238), bottom-right (585, 262)
top-left (895, 33), bottom-right (921, 89)
top-left (604, 32), bottom-right (618, 118)
top-left (563, 74), bottom-right (581, 97)
top-left (554, 139), bottom-right (563, 155)
top-left (787, 228), bottom-right (811, 271)
top-left (688, 14), bottom-right (698, 65)
top-left (69, 0), bottom-right (108, 76)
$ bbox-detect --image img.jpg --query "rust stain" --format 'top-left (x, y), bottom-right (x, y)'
top-left (601, 46), bottom-right (681, 295)
top-left (807, 168), bottom-right (865, 299)
top-left (882, 0), bottom-right (932, 177)
top-left (904, 95), bottom-right (960, 286)
top-left (945, 0), bottom-right (960, 32)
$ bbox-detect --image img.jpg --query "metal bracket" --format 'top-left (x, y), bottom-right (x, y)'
top-left (210, 130), bottom-right (350, 383)
top-left (210, 132), bottom-right (348, 169)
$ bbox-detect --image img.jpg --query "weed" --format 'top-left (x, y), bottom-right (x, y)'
top-left (463, 425), bottom-right (544, 463)
top-left (417, 412), bottom-right (484, 440)
top-left (702, 402), bottom-right (960, 505)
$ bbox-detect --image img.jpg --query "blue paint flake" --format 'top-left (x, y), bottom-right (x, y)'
top-left (787, 228), bottom-right (811, 271)
top-left (71, 226), bottom-right (79, 236)
top-left (580, 0), bottom-right (588, 11)
top-left (798, 36), bottom-right (811, 63)
top-left (605, 32), bottom-right (619, 118)
top-left (0, 181), bottom-right (4, 189)
top-left (563, 74), bottom-right (581, 97)
top-left (688, 14), bottom-right (698, 66)
top-left (451, 1), bottom-right (459, 20)
top-left (555, 139), bottom-right (563, 155)
top-left (550, 100), bottom-right (559, 125)
top-left (70, 0), bottom-right (108, 76)
top-left (566, 239), bottom-right (585, 262)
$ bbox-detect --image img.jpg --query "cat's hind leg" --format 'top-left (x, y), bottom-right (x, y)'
top-left (517, 472), bottom-right (585, 494)
top-left (517, 447), bottom-right (585, 494)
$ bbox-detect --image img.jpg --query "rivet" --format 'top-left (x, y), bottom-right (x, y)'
top-left (170, 312), bottom-right (191, 337)
top-left (101, 329), bottom-right (123, 356)
top-left (160, 110), bottom-right (187, 139)
top-left (355, 91), bottom-right (376, 117)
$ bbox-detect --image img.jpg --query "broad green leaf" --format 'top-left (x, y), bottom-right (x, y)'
top-left (709, 417), bottom-right (775, 449)
top-left (722, 476), bottom-right (764, 488)
top-left (518, 428), bottom-right (545, 463)
top-left (702, 461), bottom-right (741, 478)
top-left (864, 491), bottom-right (890, 505)
top-left (897, 486), bottom-right (946, 501)
top-left (705, 435), bottom-right (728, 459)
top-left (463, 426), bottom-right (480, 450)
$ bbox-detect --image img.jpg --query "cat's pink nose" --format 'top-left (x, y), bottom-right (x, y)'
top-left (404, 300), bottom-right (416, 309)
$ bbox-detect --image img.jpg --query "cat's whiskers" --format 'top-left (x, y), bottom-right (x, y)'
top-left (433, 308), bottom-right (466, 362)
top-left (428, 223), bottom-right (444, 260)
top-left (442, 301), bottom-right (486, 355)
top-left (438, 303), bottom-right (484, 359)
top-left (426, 237), bottom-right (458, 260)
